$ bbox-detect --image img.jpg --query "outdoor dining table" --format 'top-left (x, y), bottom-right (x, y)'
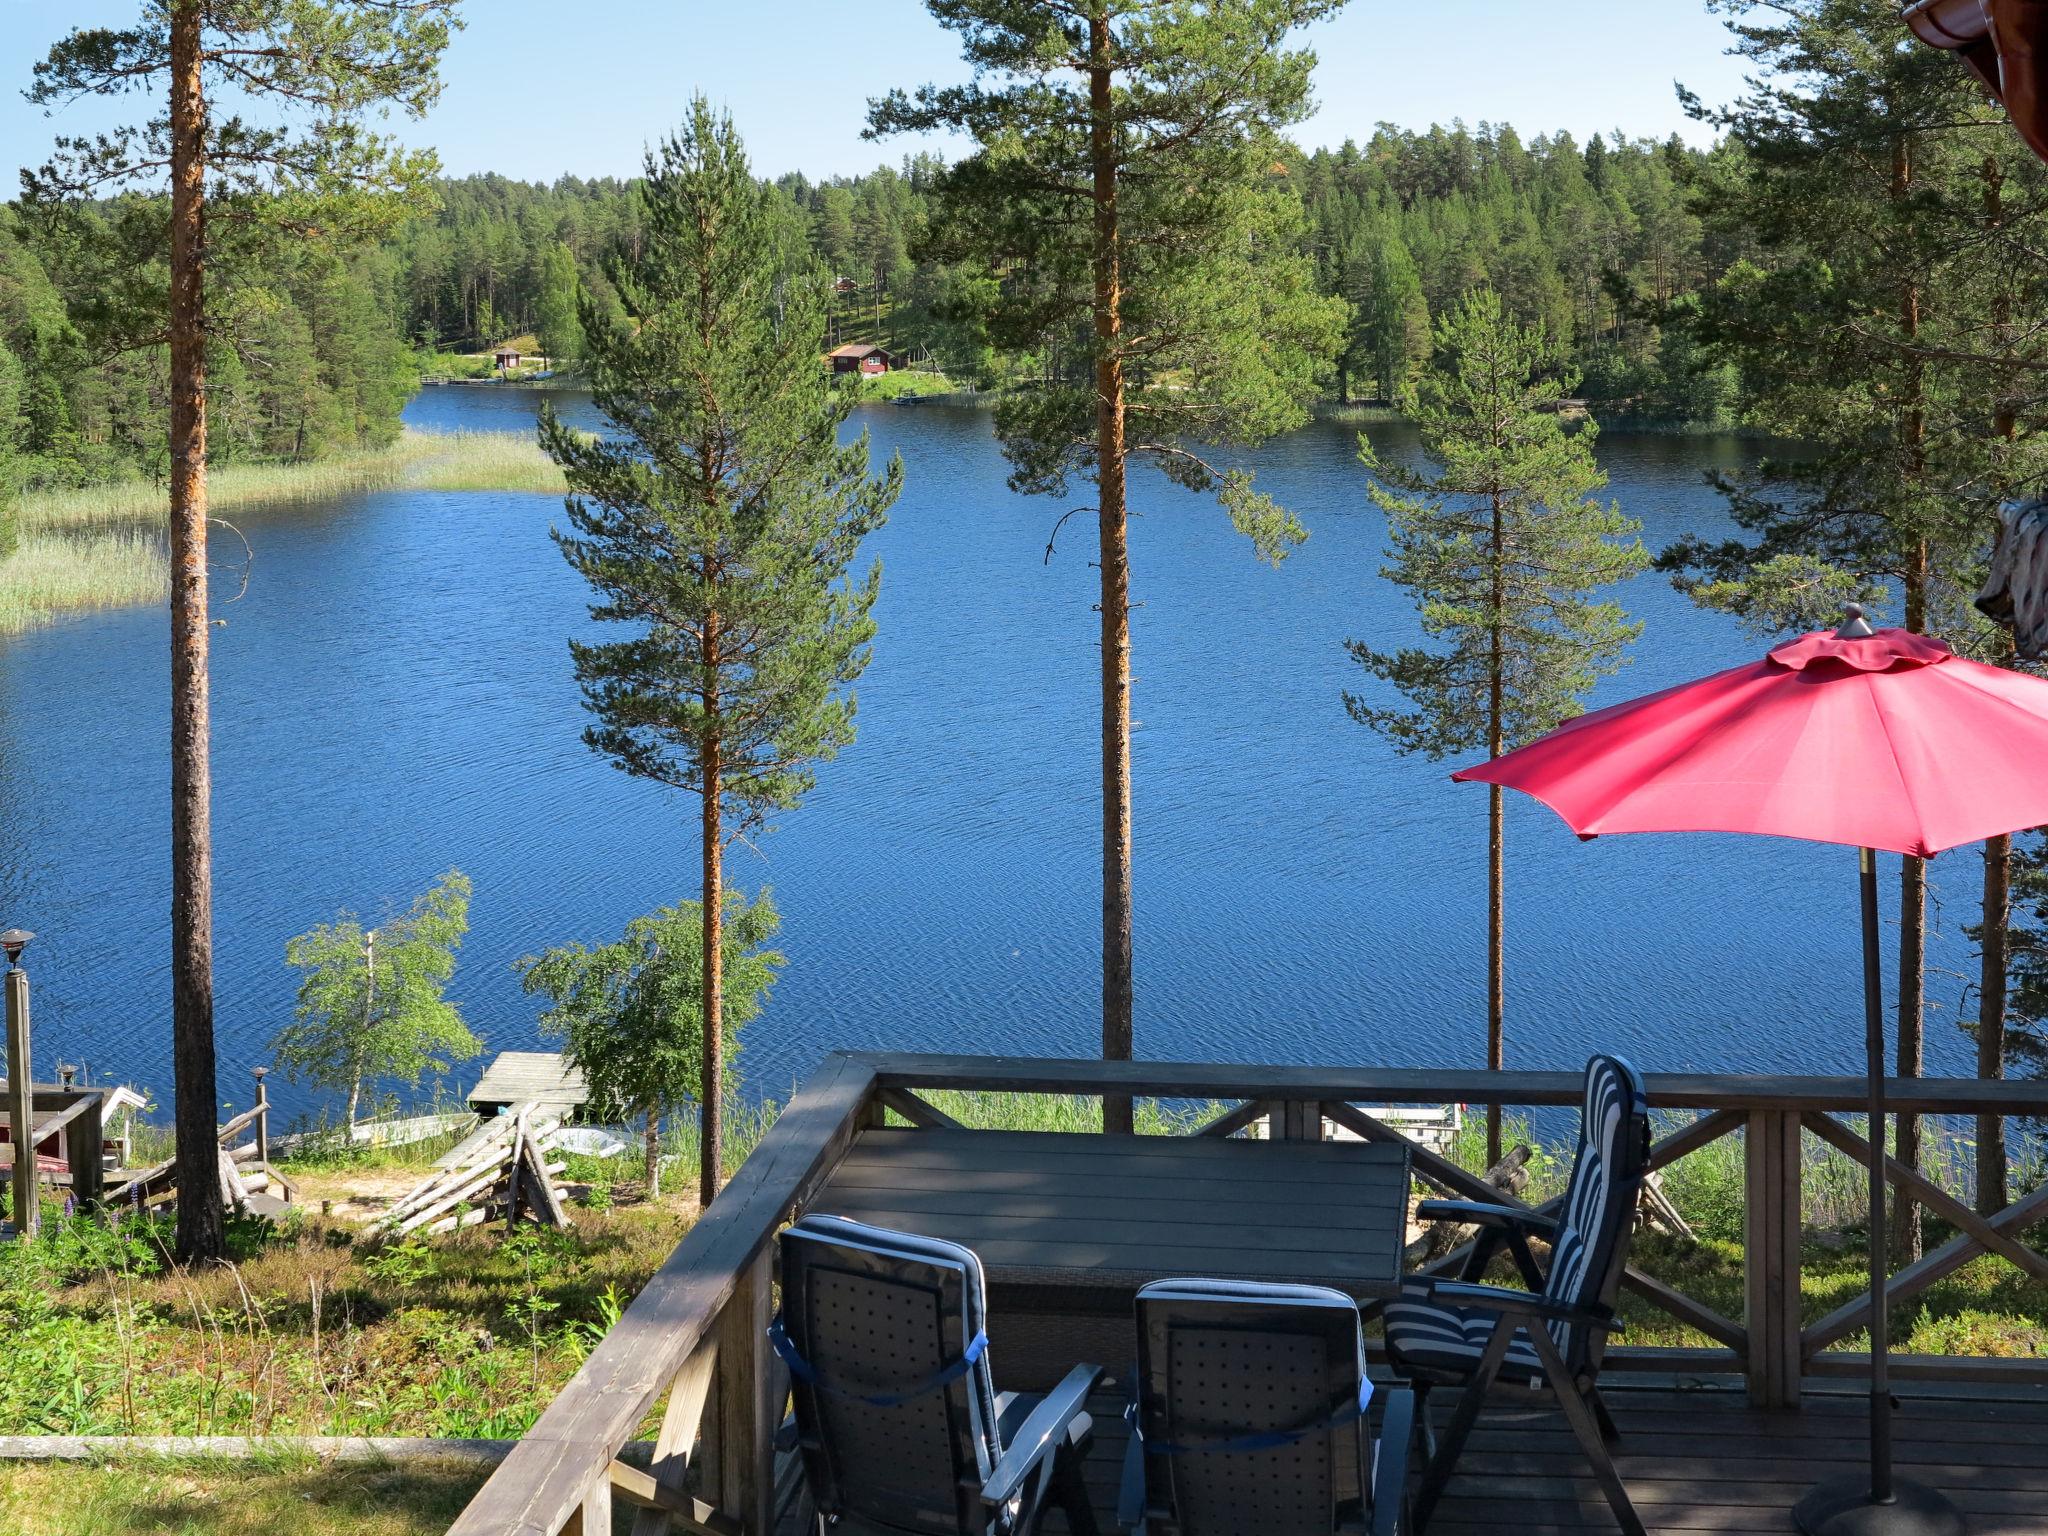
top-left (810, 1127), bottom-right (1415, 1304)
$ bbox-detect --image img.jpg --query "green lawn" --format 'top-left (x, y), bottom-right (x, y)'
top-left (0, 1458), bottom-right (489, 1536)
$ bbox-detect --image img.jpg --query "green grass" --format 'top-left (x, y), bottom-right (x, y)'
top-left (0, 1199), bottom-right (687, 1439)
top-left (0, 1457), bottom-right (491, 1536)
top-left (2, 431), bottom-right (565, 635)
top-left (842, 368), bottom-right (957, 400)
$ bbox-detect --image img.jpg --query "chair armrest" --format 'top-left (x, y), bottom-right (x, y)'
top-left (1419, 1280), bottom-right (1620, 1335)
top-left (1117, 1426), bottom-right (1148, 1534)
top-left (1415, 1199), bottom-right (1557, 1236)
top-left (1371, 1388), bottom-right (1418, 1536)
top-left (982, 1362), bottom-right (1104, 1509)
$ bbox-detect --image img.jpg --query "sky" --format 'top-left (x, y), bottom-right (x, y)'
top-left (3, 1), bottom-right (1758, 188)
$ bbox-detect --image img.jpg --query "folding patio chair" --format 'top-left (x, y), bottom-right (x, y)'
top-left (773, 1213), bottom-right (1104, 1536)
top-left (1119, 1278), bottom-right (1416, 1536)
top-left (1383, 1055), bottom-right (1650, 1536)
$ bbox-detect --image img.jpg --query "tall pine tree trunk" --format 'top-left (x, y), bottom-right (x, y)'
top-left (1090, 9), bottom-right (1135, 1136)
top-left (1486, 490), bottom-right (1506, 1169)
top-left (1891, 127), bottom-right (1927, 1266)
top-left (1980, 154), bottom-right (2015, 1219)
top-left (1980, 833), bottom-right (2012, 1215)
top-left (169, 0), bottom-right (224, 1267)
top-left (700, 619), bottom-right (724, 1207)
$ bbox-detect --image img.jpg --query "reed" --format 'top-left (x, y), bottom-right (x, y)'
top-left (1, 431), bottom-right (565, 636)
top-left (0, 531), bottom-right (168, 636)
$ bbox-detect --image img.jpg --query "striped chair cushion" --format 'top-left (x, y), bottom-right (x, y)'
top-left (1383, 1281), bottom-right (1548, 1381)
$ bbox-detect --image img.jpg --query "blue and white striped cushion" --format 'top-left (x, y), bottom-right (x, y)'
top-left (1383, 1282), bottom-right (1548, 1381)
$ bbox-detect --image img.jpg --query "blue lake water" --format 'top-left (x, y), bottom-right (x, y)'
top-left (0, 384), bottom-right (1985, 1124)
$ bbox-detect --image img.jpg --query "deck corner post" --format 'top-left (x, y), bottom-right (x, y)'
top-left (713, 1249), bottom-right (777, 1534)
top-left (74, 1091), bottom-right (104, 1208)
top-left (1743, 1108), bottom-right (1802, 1409)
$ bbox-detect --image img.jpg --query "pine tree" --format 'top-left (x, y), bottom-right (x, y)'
top-left (1346, 289), bottom-right (1646, 1165)
top-left (1662, 0), bottom-right (2048, 1255)
top-left (22, 1), bottom-right (458, 1264)
top-left (871, 2), bottom-right (1351, 1125)
top-left (539, 98), bottom-right (898, 1205)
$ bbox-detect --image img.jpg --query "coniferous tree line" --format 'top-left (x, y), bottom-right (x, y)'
top-left (370, 126), bottom-right (1745, 408)
top-left (0, 201), bottom-right (419, 504)
top-left (3, 120), bottom-right (1748, 518)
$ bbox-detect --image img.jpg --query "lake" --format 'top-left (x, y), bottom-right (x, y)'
top-left (0, 384), bottom-right (1986, 1125)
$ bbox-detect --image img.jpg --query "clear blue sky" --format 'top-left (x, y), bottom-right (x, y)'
top-left (4, 2), bottom-right (1756, 187)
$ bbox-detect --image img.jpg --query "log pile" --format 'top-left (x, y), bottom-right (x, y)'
top-left (378, 1103), bottom-right (572, 1238)
top-left (107, 1101), bottom-right (295, 1215)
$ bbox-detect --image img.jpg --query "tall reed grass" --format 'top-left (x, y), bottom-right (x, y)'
top-left (2, 430), bottom-right (566, 635)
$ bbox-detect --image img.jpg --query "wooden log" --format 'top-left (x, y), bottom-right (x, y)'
top-left (1412, 1145), bottom-right (1531, 1264)
top-left (518, 1134), bottom-right (571, 1229)
top-left (393, 1156), bottom-right (512, 1237)
top-left (505, 1110), bottom-right (529, 1228)
top-left (216, 1148), bottom-right (242, 1211)
top-left (215, 1105), bottom-right (263, 1145)
top-left (423, 1205), bottom-right (493, 1238)
top-left (1640, 1170), bottom-right (1694, 1240)
top-left (389, 1139), bottom-right (518, 1222)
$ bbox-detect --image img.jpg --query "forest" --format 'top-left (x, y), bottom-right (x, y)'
top-left (1, 120), bottom-right (1740, 525)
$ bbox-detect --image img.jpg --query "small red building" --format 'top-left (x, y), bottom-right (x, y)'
top-left (493, 347), bottom-right (521, 371)
top-left (827, 343), bottom-right (896, 376)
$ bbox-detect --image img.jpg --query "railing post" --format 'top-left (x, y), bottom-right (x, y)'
top-left (710, 1250), bottom-right (777, 1534)
top-left (562, 1475), bottom-right (611, 1536)
top-left (73, 1090), bottom-right (104, 1208)
top-left (1278, 1100), bottom-right (1322, 1141)
top-left (251, 1066), bottom-right (269, 1168)
top-left (1743, 1109), bottom-right (1803, 1408)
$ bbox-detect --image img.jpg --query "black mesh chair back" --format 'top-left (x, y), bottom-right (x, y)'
top-left (1540, 1054), bottom-right (1650, 1377)
top-left (1128, 1279), bottom-right (1377, 1536)
top-left (779, 1213), bottom-right (1001, 1534)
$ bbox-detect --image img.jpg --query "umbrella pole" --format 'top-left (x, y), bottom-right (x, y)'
top-left (1792, 848), bottom-right (1961, 1536)
top-left (1861, 844), bottom-right (1893, 1504)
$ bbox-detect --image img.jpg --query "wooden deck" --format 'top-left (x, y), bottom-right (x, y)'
top-left (448, 1055), bottom-right (2048, 1536)
top-left (769, 1381), bottom-right (2048, 1535)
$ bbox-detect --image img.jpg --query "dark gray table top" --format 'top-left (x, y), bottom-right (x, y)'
top-left (812, 1127), bottom-right (1413, 1298)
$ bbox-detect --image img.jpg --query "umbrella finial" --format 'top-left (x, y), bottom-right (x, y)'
top-left (1835, 603), bottom-right (1876, 639)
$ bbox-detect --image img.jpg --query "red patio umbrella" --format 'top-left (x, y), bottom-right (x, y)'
top-left (1452, 606), bottom-right (2048, 1536)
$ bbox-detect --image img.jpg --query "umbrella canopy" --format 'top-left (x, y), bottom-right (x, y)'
top-left (1451, 622), bottom-right (2048, 857)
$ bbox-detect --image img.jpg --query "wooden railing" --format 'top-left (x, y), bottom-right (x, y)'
top-left (447, 1053), bottom-right (2048, 1536)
